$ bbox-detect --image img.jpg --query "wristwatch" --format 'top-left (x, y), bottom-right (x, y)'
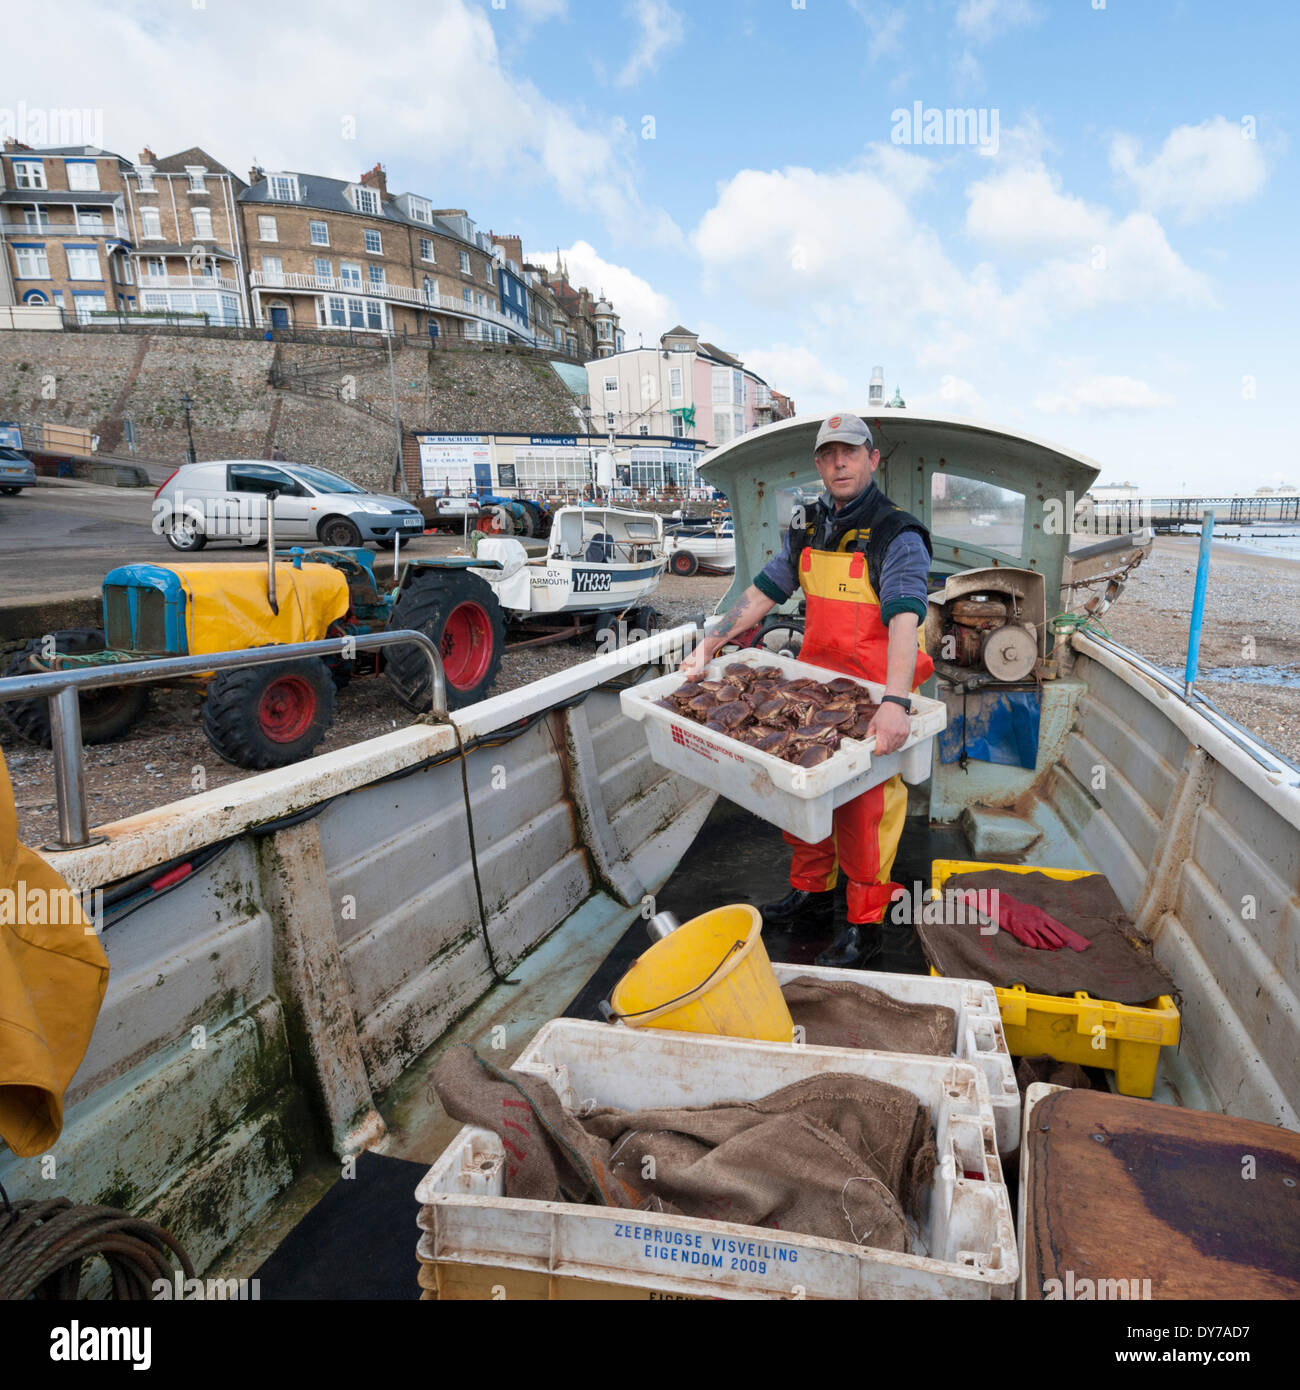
top-left (880, 694), bottom-right (912, 713)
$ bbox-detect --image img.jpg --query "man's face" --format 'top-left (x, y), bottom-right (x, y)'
top-left (814, 441), bottom-right (879, 503)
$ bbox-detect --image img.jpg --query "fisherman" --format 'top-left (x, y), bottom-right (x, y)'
top-left (679, 412), bottom-right (933, 967)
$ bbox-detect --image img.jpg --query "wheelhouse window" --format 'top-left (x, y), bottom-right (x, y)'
top-left (930, 472), bottom-right (1027, 558)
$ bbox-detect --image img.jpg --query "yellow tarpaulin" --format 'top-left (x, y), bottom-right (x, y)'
top-left (160, 563), bottom-right (350, 655)
top-left (0, 750), bottom-right (109, 1156)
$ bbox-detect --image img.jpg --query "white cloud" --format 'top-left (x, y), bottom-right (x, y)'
top-left (966, 162), bottom-right (1215, 313)
top-left (1033, 375), bottom-right (1176, 415)
top-left (2, 0), bottom-right (681, 248)
top-left (955, 0), bottom-right (1039, 42)
top-left (909, 374), bottom-right (987, 416)
top-left (616, 0), bottom-right (685, 87)
top-left (851, 1), bottom-right (907, 63)
top-left (965, 164), bottom-right (1108, 254)
top-left (738, 346), bottom-right (853, 415)
top-left (527, 241), bottom-right (676, 347)
top-left (1110, 116), bottom-right (1269, 223)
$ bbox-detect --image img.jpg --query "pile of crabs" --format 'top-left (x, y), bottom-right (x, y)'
top-left (658, 662), bottom-right (883, 768)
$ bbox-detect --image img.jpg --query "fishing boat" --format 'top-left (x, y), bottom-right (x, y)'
top-left (477, 504), bottom-right (665, 617)
top-left (1, 409), bottom-right (1295, 1300)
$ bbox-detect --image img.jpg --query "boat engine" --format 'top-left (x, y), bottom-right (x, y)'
top-left (925, 567), bottom-right (1046, 687)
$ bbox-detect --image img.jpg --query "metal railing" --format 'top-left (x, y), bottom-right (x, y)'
top-left (0, 630), bottom-right (446, 852)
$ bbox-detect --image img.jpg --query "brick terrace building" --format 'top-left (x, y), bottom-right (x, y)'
top-left (238, 164), bottom-right (529, 344)
top-left (0, 142), bottom-right (136, 320)
top-left (122, 146), bottom-right (250, 325)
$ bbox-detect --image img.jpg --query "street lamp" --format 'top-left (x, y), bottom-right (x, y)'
top-left (179, 391), bottom-right (196, 464)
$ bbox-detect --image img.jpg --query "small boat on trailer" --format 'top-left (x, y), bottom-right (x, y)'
top-left (2, 410), bottom-right (1296, 1304)
top-left (474, 504), bottom-right (666, 644)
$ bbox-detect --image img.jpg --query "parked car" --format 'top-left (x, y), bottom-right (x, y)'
top-left (153, 460), bottom-right (427, 551)
top-left (0, 446), bottom-right (36, 495)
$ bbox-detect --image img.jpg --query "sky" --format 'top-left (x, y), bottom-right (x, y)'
top-left (5, 0), bottom-right (1297, 492)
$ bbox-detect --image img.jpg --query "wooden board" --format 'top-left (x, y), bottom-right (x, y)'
top-left (1022, 1089), bottom-right (1300, 1300)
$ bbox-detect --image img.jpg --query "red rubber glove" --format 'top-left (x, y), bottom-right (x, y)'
top-left (959, 890), bottom-right (1090, 952)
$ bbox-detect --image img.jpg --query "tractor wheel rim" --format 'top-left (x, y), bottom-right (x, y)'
top-left (441, 602), bottom-right (494, 689)
top-left (257, 675), bottom-right (317, 742)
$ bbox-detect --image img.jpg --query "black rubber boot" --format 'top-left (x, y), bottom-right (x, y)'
top-left (758, 887), bottom-right (835, 935)
top-left (815, 923), bottom-right (884, 969)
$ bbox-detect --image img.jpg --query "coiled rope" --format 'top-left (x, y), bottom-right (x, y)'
top-left (0, 1181), bottom-right (194, 1300)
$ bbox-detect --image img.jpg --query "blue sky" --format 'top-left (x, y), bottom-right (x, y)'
top-left (9, 0), bottom-right (1297, 490)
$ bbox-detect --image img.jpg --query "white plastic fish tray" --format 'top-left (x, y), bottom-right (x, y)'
top-left (620, 649), bottom-right (947, 841)
top-left (416, 1020), bottom-right (1018, 1300)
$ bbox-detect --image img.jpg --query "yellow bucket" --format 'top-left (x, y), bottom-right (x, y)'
top-left (609, 904), bottom-right (794, 1042)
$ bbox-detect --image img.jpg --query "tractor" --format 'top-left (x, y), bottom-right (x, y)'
top-left (3, 544), bottom-right (507, 771)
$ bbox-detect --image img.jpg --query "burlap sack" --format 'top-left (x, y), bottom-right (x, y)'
top-left (582, 1072), bottom-right (936, 1250)
top-left (433, 1048), bottom-right (936, 1252)
top-left (781, 975), bottom-right (956, 1055)
top-left (917, 870), bottom-right (1175, 1004)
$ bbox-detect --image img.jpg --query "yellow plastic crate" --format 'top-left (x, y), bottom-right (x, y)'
top-left (929, 860), bottom-right (1179, 1098)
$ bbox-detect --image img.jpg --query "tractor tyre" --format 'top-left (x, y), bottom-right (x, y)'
top-left (202, 658), bottom-right (336, 769)
top-left (384, 569), bottom-right (506, 712)
top-left (2, 628), bottom-right (149, 746)
top-left (318, 515), bottom-right (364, 548)
top-left (669, 549), bottom-right (699, 577)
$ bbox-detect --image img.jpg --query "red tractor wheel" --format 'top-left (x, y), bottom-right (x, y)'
top-left (384, 569), bottom-right (506, 711)
top-left (202, 658), bottom-right (336, 768)
top-left (670, 549), bottom-right (699, 577)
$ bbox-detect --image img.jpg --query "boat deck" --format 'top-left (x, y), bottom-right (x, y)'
top-left (214, 800), bottom-right (1000, 1287)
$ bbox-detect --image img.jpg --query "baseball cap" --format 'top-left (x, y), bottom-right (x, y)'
top-left (814, 412), bottom-right (874, 454)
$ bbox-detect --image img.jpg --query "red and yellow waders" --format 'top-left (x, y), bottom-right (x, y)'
top-left (785, 540), bottom-right (935, 925)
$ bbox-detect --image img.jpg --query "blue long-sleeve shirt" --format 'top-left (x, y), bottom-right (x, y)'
top-left (753, 483), bottom-right (931, 625)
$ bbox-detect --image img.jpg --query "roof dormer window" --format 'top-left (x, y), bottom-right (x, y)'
top-left (137, 166), bottom-right (155, 192)
top-left (408, 196), bottom-right (430, 223)
top-left (353, 186), bottom-right (380, 216)
top-left (185, 167), bottom-right (207, 193)
top-left (267, 173), bottom-right (299, 202)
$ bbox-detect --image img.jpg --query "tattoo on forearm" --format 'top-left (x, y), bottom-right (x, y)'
top-left (717, 603), bottom-right (749, 639)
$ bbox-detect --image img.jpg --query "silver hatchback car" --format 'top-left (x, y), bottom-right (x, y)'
top-left (154, 459), bottom-right (426, 551)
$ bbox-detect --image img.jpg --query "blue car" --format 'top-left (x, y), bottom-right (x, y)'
top-left (0, 446), bottom-right (36, 495)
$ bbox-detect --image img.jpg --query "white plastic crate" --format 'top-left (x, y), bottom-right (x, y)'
top-left (768, 963), bottom-right (1021, 1154)
top-left (416, 1019), bottom-right (1018, 1300)
top-left (620, 649), bottom-right (947, 841)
